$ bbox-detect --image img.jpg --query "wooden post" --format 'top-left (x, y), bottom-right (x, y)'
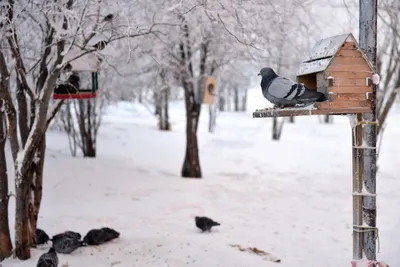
top-left (354, 0), bottom-right (378, 262)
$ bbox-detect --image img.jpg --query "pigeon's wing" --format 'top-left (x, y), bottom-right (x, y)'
top-left (268, 77), bottom-right (305, 100)
top-left (54, 237), bottom-right (79, 254)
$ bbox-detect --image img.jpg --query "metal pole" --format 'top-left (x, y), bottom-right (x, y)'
top-left (357, 0), bottom-right (378, 261)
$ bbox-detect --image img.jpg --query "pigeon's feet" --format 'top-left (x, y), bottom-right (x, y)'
top-left (294, 103), bottom-right (306, 107)
top-left (273, 104), bottom-right (286, 109)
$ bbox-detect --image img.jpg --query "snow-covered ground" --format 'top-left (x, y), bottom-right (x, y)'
top-left (5, 88), bottom-right (400, 267)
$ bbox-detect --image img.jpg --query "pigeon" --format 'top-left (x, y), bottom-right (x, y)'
top-left (101, 227), bottom-right (120, 242)
top-left (195, 216), bottom-right (221, 232)
top-left (52, 235), bottom-right (86, 254)
top-left (36, 228), bottom-right (50, 245)
top-left (258, 67), bottom-right (327, 108)
top-left (51, 231), bottom-right (82, 242)
top-left (83, 227), bottom-right (120, 245)
top-left (37, 247), bottom-right (58, 267)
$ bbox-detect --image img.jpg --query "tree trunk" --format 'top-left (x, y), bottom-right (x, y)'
top-left (29, 135), bottom-right (46, 248)
top-left (219, 96), bottom-right (225, 111)
top-left (181, 85), bottom-right (201, 178)
top-left (154, 92), bottom-right (161, 116)
top-left (234, 86), bottom-right (239, 112)
top-left (208, 104), bottom-right (216, 133)
top-left (14, 169), bottom-right (33, 260)
top-left (159, 88), bottom-right (170, 131)
top-left (272, 117), bottom-right (284, 141)
top-left (241, 88), bottom-right (248, 112)
top-left (181, 128), bottom-right (201, 178)
top-left (324, 115), bottom-right (333, 124)
top-left (0, 105), bottom-right (12, 260)
top-left (84, 135), bottom-right (96, 157)
top-left (227, 87), bottom-right (231, 112)
top-left (138, 88), bottom-right (143, 103)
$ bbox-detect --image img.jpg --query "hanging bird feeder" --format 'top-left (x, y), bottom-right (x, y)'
top-left (54, 48), bottom-right (101, 100)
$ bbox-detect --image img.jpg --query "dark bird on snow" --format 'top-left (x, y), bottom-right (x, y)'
top-left (36, 228), bottom-right (50, 245)
top-left (101, 227), bottom-right (120, 242)
top-left (37, 247), bottom-right (59, 267)
top-left (51, 230), bottom-right (82, 242)
top-left (195, 216), bottom-right (221, 232)
top-left (52, 235), bottom-right (86, 254)
top-left (83, 227), bottom-right (120, 245)
top-left (258, 67), bottom-right (327, 108)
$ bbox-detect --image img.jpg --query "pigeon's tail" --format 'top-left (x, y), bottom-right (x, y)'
top-left (212, 221), bottom-right (221, 226)
top-left (315, 91), bottom-right (327, 102)
top-left (297, 89), bottom-right (327, 103)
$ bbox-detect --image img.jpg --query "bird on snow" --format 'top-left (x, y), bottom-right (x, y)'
top-left (101, 227), bottom-right (120, 242)
top-left (52, 235), bottom-right (86, 254)
top-left (83, 227), bottom-right (120, 246)
top-left (36, 228), bottom-right (50, 245)
top-left (195, 216), bottom-right (221, 232)
top-left (37, 247), bottom-right (58, 267)
top-left (258, 67), bottom-right (327, 108)
top-left (51, 230), bottom-right (82, 242)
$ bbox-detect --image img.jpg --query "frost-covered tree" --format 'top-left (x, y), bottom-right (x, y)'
top-left (0, 0), bottom-right (156, 259)
top-left (141, 0), bottom-right (321, 177)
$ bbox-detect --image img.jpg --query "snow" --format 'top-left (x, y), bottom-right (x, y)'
top-left (4, 88), bottom-right (400, 267)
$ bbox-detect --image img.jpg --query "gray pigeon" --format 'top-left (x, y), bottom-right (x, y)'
top-left (258, 67), bottom-right (327, 108)
top-left (36, 228), bottom-right (50, 245)
top-left (51, 230), bottom-right (81, 242)
top-left (37, 247), bottom-right (58, 267)
top-left (83, 227), bottom-right (120, 245)
top-left (52, 236), bottom-right (86, 254)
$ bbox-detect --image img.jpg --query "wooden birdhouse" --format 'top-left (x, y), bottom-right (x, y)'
top-left (296, 33), bottom-right (374, 114)
top-left (202, 76), bottom-right (217, 104)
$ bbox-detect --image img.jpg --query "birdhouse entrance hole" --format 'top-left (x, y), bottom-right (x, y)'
top-left (297, 74), bottom-right (317, 92)
top-left (207, 84), bottom-right (215, 95)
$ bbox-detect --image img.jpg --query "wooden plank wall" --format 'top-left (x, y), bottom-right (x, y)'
top-left (319, 42), bottom-right (373, 111)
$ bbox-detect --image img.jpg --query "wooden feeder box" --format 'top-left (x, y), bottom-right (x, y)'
top-left (253, 33), bottom-right (374, 118)
top-left (202, 76), bottom-right (217, 104)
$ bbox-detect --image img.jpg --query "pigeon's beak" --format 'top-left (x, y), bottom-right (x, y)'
top-left (257, 72), bottom-right (261, 76)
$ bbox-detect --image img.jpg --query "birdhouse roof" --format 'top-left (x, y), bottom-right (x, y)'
top-left (63, 47), bottom-right (101, 72)
top-left (297, 33), bottom-right (373, 76)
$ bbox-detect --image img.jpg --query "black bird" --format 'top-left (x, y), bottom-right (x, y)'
top-left (101, 227), bottom-right (120, 242)
top-left (258, 67), bottom-right (327, 108)
top-left (92, 40), bottom-right (108, 50)
top-left (37, 247), bottom-right (58, 267)
top-left (195, 216), bottom-right (221, 232)
top-left (103, 14), bottom-right (114, 22)
top-left (51, 231), bottom-right (82, 242)
top-left (52, 235), bottom-right (86, 254)
top-left (83, 229), bottom-right (107, 245)
top-left (83, 227), bottom-right (120, 245)
top-left (36, 228), bottom-right (50, 245)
